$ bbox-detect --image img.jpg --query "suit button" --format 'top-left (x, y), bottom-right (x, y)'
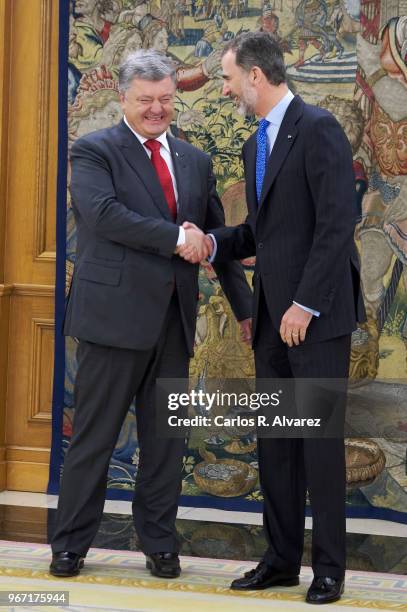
top-left (258, 242), bottom-right (264, 249)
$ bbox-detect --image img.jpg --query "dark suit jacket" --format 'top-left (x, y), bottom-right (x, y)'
top-left (65, 119), bottom-right (252, 354)
top-left (211, 95), bottom-right (366, 344)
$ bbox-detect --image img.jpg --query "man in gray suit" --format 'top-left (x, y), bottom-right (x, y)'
top-left (50, 49), bottom-right (252, 579)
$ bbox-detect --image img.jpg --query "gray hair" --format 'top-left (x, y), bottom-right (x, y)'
top-left (118, 49), bottom-right (177, 92)
top-left (223, 31), bottom-right (286, 86)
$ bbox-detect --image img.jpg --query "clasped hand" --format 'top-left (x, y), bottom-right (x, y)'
top-left (176, 223), bottom-right (253, 345)
top-left (176, 222), bottom-right (213, 263)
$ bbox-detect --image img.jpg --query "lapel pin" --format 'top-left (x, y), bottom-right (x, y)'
top-left (288, 134), bottom-right (292, 139)
top-left (175, 151), bottom-right (179, 156)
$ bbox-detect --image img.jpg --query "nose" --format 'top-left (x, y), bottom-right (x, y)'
top-left (222, 82), bottom-right (231, 97)
top-left (150, 99), bottom-right (163, 114)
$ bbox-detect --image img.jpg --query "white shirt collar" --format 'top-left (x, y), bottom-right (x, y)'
top-left (123, 115), bottom-right (171, 152)
top-left (264, 90), bottom-right (295, 127)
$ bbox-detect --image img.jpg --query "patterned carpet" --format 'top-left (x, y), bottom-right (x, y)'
top-left (0, 540), bottom-right (405, 611)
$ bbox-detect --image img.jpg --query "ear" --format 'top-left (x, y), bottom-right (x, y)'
top-left (119, 93), bottom-right (127, 111)
top-left (249, 66), bottom-right (263, 85)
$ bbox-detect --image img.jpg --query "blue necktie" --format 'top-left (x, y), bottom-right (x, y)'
top-left (256, 118), bottom-right (270, 203)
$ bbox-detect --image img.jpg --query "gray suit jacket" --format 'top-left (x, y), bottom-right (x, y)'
top-left (64, 119), bottom-right (252, 354)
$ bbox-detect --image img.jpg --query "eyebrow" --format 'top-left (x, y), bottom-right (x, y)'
top-left (137, 94), bottom-right (174, 100)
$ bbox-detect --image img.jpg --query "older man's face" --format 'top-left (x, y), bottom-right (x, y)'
top-left (120, 76), bottom-right (176, 138)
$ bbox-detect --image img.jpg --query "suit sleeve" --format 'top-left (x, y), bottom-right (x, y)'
top-left (208, 146), bottom-right (256, 261)
top-left (294, 114), bottom-right (357, 314)
top-left (69, 137), bottom-right (179, 258)
top-left (203, 160), bottom-right (253, 322)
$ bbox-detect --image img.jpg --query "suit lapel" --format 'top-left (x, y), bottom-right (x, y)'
top-left (258, 96), bottom-right (304, 210)
top-left (167, 135), bottom-right (189, 222)
top-left (116, 120), bottom-right (173, 221)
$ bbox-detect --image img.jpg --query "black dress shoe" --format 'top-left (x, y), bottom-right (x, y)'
top-left (49, 551), bottom-right (85, 577)
top-left (306, 576), bottom-right (344, 604)
top-left (145, 552), bottom-right (181, 578)
top-left (231, 562), bottom-right (299, 590)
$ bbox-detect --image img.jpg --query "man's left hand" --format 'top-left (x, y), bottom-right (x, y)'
top-left (280, 304), bottom-right (312, 347)
top-left (239, 318), bottom-right (252, 345)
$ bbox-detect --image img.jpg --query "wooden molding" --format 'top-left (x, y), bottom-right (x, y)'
top-left (6, 446), bottom-right (50, 463)
top-left (5, 0), bottom-right (58, 283)
top-left (0, 284), bottom-right (55, 297)
top-left (33, 0), bottom-right (55, 261)
top-left (0, 0), bottom-right (11, 278)
top-left (0, 445), bottom-right (5, 491)
top-left (28, 318), bottom-right (54, 423)
top-left (36, 251), bottom-right (57, 262)
top-left (6, 286), bottom-right (54, 448)
top-left (0, 284), bottom-right (10, 461)
top-left (6, 447), bottom-right (51, 492)
top-left (0, 455), bottom-right (5, 491)
top-left (13, 284), bottom-right (55, 297)
top-left (0, 284), bottom-right (12, 297)
top-left (6, 465), bottom-right (50, 492)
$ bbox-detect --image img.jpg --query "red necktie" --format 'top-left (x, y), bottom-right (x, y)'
top-left (144, 139), bottom-right (177, 221)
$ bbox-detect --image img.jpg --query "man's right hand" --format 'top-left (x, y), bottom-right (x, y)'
top-left (176, 224), bottom-right (212, 263)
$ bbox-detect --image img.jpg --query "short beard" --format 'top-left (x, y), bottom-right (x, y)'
top-left (237, 80), bottom-right (258, 117)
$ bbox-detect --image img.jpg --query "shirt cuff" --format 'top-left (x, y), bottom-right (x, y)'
top-left (177, 226), bottom-right (186, 246)
top-left (293, 301), bottom-right (320, 317)
top-left (207, 233), bottom-right (217, 262)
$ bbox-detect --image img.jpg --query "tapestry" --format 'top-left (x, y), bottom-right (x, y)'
top-left (50, 0), bottom-right (407, 522)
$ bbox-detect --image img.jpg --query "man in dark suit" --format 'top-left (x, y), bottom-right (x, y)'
top-left (50, 49), bottom-right (252, 579)
top-left (182, 32), bottom-right (365, 604)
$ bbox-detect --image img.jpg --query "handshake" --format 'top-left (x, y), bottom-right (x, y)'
top-left (175, 221), bottom-right (214, 264)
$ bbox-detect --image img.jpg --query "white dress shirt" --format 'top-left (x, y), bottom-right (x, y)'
top-left (263, 89), bottom-right (294, 153)
top-left (123, 115), bottom-right (185, 245)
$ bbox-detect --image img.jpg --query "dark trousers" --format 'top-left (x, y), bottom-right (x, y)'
top-left (51, 294), bottom-right (189, 556)
top-left (254, 292), bottom-right (351, 579)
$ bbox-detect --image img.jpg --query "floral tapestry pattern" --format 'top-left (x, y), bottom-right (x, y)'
top-left (61, 0), bottom-right (407, 518)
